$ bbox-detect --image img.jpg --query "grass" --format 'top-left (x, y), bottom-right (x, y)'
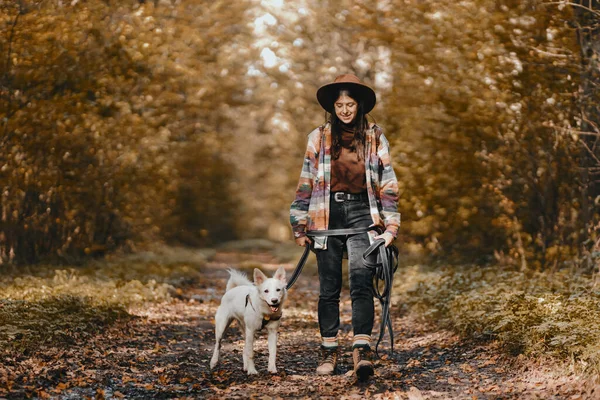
top-left (393, 261), bottom-right (600, 374)
top-left (0, 245), bottom-right (208, 352)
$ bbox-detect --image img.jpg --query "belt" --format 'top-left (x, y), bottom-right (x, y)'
top-left (332, 191), bottom-right (368, 202)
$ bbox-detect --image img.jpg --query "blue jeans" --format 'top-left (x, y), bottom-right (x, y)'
top-left (314, 193), bottom-right (375, 338)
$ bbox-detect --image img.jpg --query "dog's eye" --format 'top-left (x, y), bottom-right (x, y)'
top-left (276, 288), bottom-right (281, 292)
top-left (264, 289), bottom-right (269, 293)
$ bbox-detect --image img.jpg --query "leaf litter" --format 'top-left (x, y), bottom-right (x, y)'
top-left (0, 249), bottom-right (597, 398)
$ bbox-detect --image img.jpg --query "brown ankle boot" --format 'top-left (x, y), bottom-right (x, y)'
top-left (352, 345), bottom-right (374, 381)
top-left (316, 346), bottom-right (338, 375)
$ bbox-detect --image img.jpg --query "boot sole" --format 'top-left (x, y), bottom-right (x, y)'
top-left (316, 370), bottom-right (337, 375)
top-left (316, 365), bottom-right (338, 375)
top-left (356, 364), bottom-right (374, 381)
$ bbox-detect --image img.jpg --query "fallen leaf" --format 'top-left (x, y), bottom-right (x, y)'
top-left (460, 363), bottom-right (475, 373)
top-left (407, 358), bottom-right (421, 368)
top-left (37, 390), bottom-right (51, 399)
top-left (407, 386), bottom-right (424, 400)
top-left (480, 359), bottom-right (496, 367)
top-left (54, 382), bottom-right (69, 392)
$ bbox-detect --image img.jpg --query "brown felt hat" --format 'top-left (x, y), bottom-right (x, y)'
top-left (316, 74), bottom-right (376, 114)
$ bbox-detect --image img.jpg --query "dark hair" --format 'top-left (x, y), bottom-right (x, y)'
top-left (328, 88), bottom-right (369, 160)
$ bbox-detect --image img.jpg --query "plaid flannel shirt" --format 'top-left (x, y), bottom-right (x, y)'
top-left (290, 123), bottom-right (400, 249)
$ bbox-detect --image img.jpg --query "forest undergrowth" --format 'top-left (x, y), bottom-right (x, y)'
top-left (395, 260), bottom-right (600, 376)
top-left (0, 247), bottom-right (209, 353)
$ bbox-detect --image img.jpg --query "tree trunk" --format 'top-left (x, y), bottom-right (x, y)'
top-left (573, 0), bottom-right (600, 226)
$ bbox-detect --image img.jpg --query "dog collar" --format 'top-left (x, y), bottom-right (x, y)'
top-left (245, 294), bottom-right (282, 330)
top-left (261, 314), bottom-right (281, 330)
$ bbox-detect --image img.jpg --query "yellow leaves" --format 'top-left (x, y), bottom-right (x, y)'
top-left (0, 0), bottom-right (587, 264)
top-left (131, 51), bottom-right (144, 62)
top-left (408, 216), bottom-right (437, 237)
top-left (456, 206), bottom-right (474, 222)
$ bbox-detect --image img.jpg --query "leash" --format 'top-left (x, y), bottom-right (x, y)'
top-left (286, 226), bottom-right (398, 356)
top-left (286, 227), bottom-right (379, 290)
top-left (362, 237), bottom-right (399, 357)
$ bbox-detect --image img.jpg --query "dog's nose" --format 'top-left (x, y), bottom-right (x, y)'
top-left (270, 299), bottom-right (279, 304)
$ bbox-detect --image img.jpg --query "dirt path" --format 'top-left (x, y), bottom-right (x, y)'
top-left (4, 250), bottom-right (592, 399)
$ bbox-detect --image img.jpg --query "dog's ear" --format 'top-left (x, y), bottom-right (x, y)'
top-left (253, 268), bottom-right (267, 285)
top-left (273, 266), bottom-right (286, 284)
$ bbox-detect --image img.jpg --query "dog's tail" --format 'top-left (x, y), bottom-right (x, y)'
top-left (225, 269), bottom-right (253, 292)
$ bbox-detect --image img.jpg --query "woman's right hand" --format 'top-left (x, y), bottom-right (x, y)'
top-left (295, 236), bottom-right (312, 247)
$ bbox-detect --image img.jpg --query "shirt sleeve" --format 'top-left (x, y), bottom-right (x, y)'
top-left (377, 131), bottom-right (401, 237)
top-left (290, 128), bottom-right (321, 238)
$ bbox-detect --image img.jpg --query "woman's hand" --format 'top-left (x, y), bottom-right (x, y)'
top-left (374, 232), bottom-right (394, 247)
top-left (295, 236), bottom-right (312, 247)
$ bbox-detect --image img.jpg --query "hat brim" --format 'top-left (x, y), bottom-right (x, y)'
top-left (316, 82), bottom-right (376, 114)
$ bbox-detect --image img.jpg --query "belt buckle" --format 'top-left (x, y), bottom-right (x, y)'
top-left (334, 192), bottom-right (345, 202)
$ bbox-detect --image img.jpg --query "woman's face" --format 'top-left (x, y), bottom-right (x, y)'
top-left (334, 93), bottom-right (358, 125)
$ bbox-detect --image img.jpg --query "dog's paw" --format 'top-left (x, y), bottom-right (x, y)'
top-left (210, 359), bottom-right (218, 370)
top-left (268, 367), bottom-right (277, 374)
top-left (247, 368), bottom-right (258, 375)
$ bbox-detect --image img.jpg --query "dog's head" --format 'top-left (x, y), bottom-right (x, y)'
top-left (253, 266), bottom-right (287, 313)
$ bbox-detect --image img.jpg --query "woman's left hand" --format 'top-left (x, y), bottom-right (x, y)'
top-left (374, 232), bottom-right (394, 247)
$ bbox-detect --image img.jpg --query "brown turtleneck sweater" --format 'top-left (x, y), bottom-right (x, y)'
top-left (331, 125), bottom-right (367, 193)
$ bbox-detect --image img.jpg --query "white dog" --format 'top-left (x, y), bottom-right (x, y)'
top-left (210, 266), bottom-right (287, 375)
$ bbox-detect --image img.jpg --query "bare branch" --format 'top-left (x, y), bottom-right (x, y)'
top-left (581, 114), bottom-right (600, 135)
top-left (580, 139), bottom-right (600, 165)
top-left (544, 1), bottom-right (600, 17)
top-left (529, 46), bottom-right (570, 59)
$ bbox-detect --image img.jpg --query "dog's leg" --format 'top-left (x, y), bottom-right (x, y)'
top-left (267, 324), bottom-right (279, 373)
top-left (210, 308), bottom-right (229, 370)
top-left (244, 327), bottom-right (258, 375)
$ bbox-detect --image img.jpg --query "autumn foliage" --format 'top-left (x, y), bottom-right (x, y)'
top-left (0, 0), bottom-right (598, 268)
top-left (0, 0), bottom-right (250, 263)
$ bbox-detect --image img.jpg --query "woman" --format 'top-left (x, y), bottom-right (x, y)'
top-left (290, 74), bottom-right (400, 381)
